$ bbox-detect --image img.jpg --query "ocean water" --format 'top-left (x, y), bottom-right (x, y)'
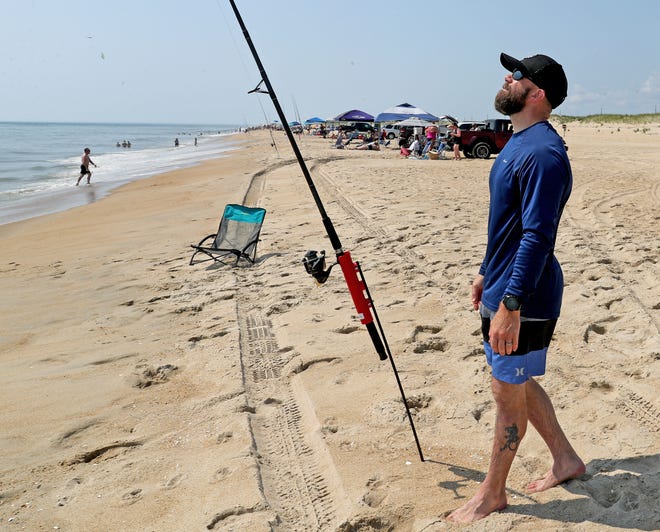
top-left (0, 122), bottom-right (241, 225)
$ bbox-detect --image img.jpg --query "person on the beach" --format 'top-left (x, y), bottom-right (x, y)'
top-left (447, 52), bottom-right (585, 523)
top-left (425, 124), bottom-right (437, 151)
top-left (334, 128), bottom-right (346, 149)
top-left (76, 148), bottom-right (96, 186)
top-left (449, 123), bottom-right (461, 160)
top-left (407, 134), bottom-right (421, 157)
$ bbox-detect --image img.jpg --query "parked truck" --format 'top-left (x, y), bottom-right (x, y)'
top-left (456, 118), bottom-right (513, 159)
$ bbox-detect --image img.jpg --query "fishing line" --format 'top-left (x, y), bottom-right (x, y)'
top-left (214, 0), bottom-right (279, 155)
top-left (258, 97), bottom-right (280, 157)
top-left (291, 94), bottom-right (305, 146)
top-left (228, 0), bottom-right (424, 462)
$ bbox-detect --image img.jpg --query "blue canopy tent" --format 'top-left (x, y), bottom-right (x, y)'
top-left (334, 109), bottom-right (374, 122)
top-left (304, 117), bottom-right (326, 124)
top-left (374, 103), bottom-right (439, 123)
top-left (288, 120), bottom-right (303, 133)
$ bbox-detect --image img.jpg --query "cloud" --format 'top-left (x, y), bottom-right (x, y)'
top-left (566, 83), bottom-right (604, 105)
top-left (563, 81), bottom-right (658, 115)
top-left (640, 72), bottom-right (659, 95)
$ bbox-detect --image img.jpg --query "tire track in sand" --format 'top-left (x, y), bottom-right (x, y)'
top-left (232, 160), bottom-right (345, 530)
top-left (236, 304), bottom-right (340, 530)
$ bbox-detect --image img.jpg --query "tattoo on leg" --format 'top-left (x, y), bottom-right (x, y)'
top-left (500, 423), bottom-right (520, 451)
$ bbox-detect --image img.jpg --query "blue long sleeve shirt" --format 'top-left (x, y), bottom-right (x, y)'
top-left (479, 121), bottom-right (572, 319)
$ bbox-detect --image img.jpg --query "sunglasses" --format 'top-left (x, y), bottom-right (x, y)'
top-left (512, 69), bottom-right (526, 81)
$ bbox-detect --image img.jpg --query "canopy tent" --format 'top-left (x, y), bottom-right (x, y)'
top-left (375, 103), bottom-right (439, 123)
top-left (304, 117), bottom-right (326, 124)
top-left (333, 109), bottom-right (374, 122)
top-left (394, 117), bottom-right (436, 128)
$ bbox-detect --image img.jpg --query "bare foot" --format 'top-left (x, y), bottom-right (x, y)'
top-left (446, 493), bottom-right (507, 523)
top-left (526, 459), bottom-right (586, 493)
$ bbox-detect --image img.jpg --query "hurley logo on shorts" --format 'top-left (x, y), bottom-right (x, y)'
top-left (515, 367), bottom-right (525, 377)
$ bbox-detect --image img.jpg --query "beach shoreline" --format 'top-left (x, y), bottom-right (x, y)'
top-left (0, 130), bottom-right (243, 227)
top-left (1, 124), bottom-right (658, 531)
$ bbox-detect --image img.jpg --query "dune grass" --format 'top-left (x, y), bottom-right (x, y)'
top-left (553, 113), bottom-right (660, 125)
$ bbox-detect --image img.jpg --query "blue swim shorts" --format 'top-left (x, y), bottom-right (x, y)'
top-left (480, 305), bottom-right (557, 384)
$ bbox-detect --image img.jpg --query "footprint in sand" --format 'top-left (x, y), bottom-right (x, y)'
top-left (412, 337), bottom-right (448, 353)
top-left (49, 261), bottom-right (66, 278)
top-left (62, 441), bottom-right (142, 466)
top-left (66, 477), bottom-right (83, 489)
top-left (55, 420), bottom-right (101, 446)
top-left (266, 299), bottom-right (299, 316)
top-left (406, 393), bottom-right (433, 411)
top-left (216, 431), bottom-right (233, 444)
top-left (334, 325), bottom-right (360, 334)
top-left (173, 304), bottom-right (203, 315)
top-left (211, 467), bottom-right (232, 483)
top-left (362, 484), bottom-right (387, 508)
top-left (57, 496), bottom-right (71, 507)
top-left (406, 324), bottom-right (448, 353)
top-left (57, 477), bottom-right (84, 506)
top-left (163, 474), bottom-right (186, 489)
top-left (583, 323), bottom-right (606, 343)
top-left (321, 417), bottom-right (339, 435)
top-left (121, 488), bottom-right (143, 504)
top-left (130, 363), bottom-right (178, 388)
top-left (407, 324), bottom-right (441, 341)
top-left (471, 402), bottom-right (492, 422)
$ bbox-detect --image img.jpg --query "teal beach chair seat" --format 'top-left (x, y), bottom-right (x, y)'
top-left (190, 204), bottom-right (266, 265)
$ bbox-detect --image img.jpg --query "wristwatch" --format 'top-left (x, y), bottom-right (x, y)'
top-left (502, 294), bottom-right (522, 311)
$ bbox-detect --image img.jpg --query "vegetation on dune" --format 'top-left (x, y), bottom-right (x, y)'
top-left (552, 113), bottom-right (660, 125)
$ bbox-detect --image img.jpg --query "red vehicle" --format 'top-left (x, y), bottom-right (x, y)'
top-left (456, 118), bottom-right (513, 159)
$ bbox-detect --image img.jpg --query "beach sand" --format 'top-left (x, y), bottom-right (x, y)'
top-left (1, 122), bottom-right (658, 531)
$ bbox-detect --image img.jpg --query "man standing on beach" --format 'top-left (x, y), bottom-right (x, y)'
top-left (76, 148), bottom-right (96, 186)
top-left (448, 52), bottom-right (585, 523)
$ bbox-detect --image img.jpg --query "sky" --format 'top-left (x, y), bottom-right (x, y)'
top-left (1, 0), bottom-right (659, 125)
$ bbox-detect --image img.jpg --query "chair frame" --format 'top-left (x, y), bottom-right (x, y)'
top-left (189, 204), bottom-right (266, 266)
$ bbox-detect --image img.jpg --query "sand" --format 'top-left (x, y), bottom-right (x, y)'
top-left (0, 122), bottom-right (658, 531)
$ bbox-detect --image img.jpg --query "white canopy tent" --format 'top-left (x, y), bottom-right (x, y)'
top-left (394, 117), bottom-right (436, 127)
top-left (375, 103), bottom-right (439, 123)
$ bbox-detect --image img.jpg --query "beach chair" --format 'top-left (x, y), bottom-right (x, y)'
top-left (189, 204), bottom-right (266, 266)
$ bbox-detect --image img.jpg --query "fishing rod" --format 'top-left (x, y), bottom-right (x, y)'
top-left (228, 0), bottom-right (424, 462)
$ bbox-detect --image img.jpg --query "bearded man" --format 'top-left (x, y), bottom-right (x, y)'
top-left (448, 53), bottom-right (585, 523)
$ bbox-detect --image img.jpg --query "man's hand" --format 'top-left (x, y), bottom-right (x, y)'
top-left (471, 274), bottom-right (484, 311)
top-left (489, 303), bottom-right (520, 355)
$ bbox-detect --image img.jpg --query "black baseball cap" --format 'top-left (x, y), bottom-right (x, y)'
top-left (500, 52), bottom-right (568, 109)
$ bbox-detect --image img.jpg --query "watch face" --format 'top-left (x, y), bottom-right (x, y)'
top-left (503, 295), bottom-right (521, 311)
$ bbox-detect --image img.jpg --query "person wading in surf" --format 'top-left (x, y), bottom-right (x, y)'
top-left (76, 147), bottom-right (96, 186)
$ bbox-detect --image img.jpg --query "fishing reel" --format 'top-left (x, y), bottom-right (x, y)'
top-left (302, 250), bottom-right (336, 284)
